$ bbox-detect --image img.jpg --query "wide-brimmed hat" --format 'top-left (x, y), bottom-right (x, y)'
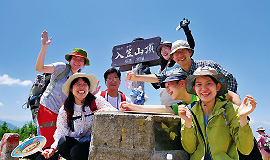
top-left (185, 67), bottom-right (227, 96)
top-left (170, 40), bottom-right (194, 57)
top-left (65, 48), bottom-right (90, 66)
top-left (62, 73), bottom-right (97, 96)
top-left (156, 41), bottom-right (172, 57)
top-left (256, 126), bottom-right (266, 132)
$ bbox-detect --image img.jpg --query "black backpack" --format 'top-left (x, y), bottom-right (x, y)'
top-left (23, 64), bottom-right (71, 124)
top-left (263, 134), bottom-right (270, 153)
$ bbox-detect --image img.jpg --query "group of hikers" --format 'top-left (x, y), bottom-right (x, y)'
top-left (28, 19), bottom-right (266, 160)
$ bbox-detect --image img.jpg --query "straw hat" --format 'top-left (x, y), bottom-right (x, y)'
top-left (62, 73), bottom-right (97, 96)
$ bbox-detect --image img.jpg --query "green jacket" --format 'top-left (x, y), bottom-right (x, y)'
top-left (181, 98), bottom-right (254, 160)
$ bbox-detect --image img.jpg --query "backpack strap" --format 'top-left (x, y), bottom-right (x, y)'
top-left (187, 101), bottom-right (197, 110)
top-left (100, 89), bottom-right (108, 98)
top-left (100, 89), bottom-right (126, 102)
top-left (188, 108), bottom-right (208, 157)
top-left (46, 64), bottom-right (71, 98)
top-left (188, 101), bottom-right (212, 159)
top-left (118, 90), bottom-right (126, 102)
top-left (90, 99), bottom-right (98, 112)
top-left (67, 99), bottom-right (97, 132)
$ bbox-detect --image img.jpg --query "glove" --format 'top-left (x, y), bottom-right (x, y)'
top-left (180, 18), bottom-right (190, 32)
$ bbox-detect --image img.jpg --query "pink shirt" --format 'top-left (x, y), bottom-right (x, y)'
top-left (257, 132), bottom-right (270, 156)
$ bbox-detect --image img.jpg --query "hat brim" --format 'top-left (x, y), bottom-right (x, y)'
top-left (62, 73), bottom-right (97, 96)
top-left (65, 54), bottom-right (90, 66)
top-left (160, 76), bottom-right (186, 88)
top-left (170, 46), bottom-right (192, 55)
top-left (256, 129), bottom-right (266, 132)
top-left (185, 74), bottom-right (227, 96)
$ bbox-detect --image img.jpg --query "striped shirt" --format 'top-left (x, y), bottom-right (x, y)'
top-left (156, 59), bottom-right (238, 93)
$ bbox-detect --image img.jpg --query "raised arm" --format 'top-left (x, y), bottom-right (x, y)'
top-left (180, 18), bottom-right (195, 50)
top-left (226, 91), bottom-right (241, 106)
top-left (238, 95), bottom-right (257, 127)
top-left (35, 30), bottom-right (55, 73)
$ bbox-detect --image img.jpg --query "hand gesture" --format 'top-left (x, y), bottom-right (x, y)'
top-left (178, 105), bottom-right (192, 121)
top-left (41, 30), bottom-right (52, 46)
top-left (126, 71), bottom-right (136, 81)
top-left (238, 95), bottom-right (257, 117)
top-left (180, 18), bottom-right (190, 32)
top-left (180, 18), bottom-right (190, 27)
top-left (91, 80), bottom-right (101, 95)
top-left (42, 148), bottom-right (55, 159)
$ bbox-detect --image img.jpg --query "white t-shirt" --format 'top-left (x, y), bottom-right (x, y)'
top-left (98, 91), bottom-right (132, 109)
top-left (159, 88), bottom-right (182, 106)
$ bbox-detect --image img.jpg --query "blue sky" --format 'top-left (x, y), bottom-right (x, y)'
top-left (0, 0), bottom-right (269, 136)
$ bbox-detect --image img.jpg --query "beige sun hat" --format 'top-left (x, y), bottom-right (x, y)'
top-left (62, 73), bottom-right (97, 96)
top-left (256, 126), bottom-right (266, 132)
top-left (170, 40), bottom-right (194, 57)
top-left (185, 67), bottom-right (228, 96)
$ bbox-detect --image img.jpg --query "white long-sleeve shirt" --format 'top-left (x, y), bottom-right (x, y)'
top-left (51, 95), bottom-right (117, 148)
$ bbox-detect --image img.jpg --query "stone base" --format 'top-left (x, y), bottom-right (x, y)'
top-left (89, 111), bottom-right (189, 160)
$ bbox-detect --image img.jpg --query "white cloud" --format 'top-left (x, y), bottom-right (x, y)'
top-left (0, 74), bottom-right (32, 86)
top-left (261, 121), bottom-right (270, 125)
top-left (249, 117), bottom-right (270, 125)
top-left (0, 102), bottom-right (3, 107)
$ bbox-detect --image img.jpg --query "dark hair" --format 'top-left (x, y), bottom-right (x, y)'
top-left (64, 77), bottom-right (96, 130)
top-left (208, 76), bottom-right (219, 85)
top-left (157, 44), bottom-right (176, 71)
top-left (104, 68), bottom-right (121, 80)
top-left (192, 75), bottom-right (219, 86)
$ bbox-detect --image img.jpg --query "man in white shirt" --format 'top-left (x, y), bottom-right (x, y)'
top-left (99, 68), bottom-right (132, 109)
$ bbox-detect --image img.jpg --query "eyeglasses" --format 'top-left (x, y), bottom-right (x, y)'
top-left (106, 78), bottom-right (120, 82)
top-left (173, 49), bottom-right (188, 55)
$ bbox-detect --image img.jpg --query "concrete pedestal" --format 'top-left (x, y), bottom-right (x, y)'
top-left (89, 111), bottom-right (189, 160)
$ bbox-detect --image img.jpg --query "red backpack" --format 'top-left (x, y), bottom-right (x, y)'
top-left (100, 89), bottom-right (126, 102)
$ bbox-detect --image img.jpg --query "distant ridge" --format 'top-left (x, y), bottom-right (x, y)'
top-left (0, 120), bottom-right (18, 130)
